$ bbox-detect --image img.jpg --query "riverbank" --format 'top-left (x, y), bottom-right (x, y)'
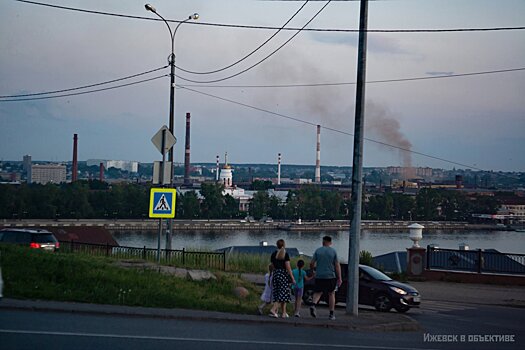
top-left (1, 219), bottom-right (502, 231)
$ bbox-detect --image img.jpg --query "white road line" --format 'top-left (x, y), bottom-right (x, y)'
top-left (0, 329), bottom-right (436, 350)
top-left (418, 301), bottom-right (476, 313)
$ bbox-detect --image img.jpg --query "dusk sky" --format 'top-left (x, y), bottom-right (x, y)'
top-left (1, 0), bottom-right (524, 171)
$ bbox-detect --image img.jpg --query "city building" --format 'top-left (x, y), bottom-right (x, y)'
top-left (86, 159), bottom-right (138, 173)
top-left (498, 198), bottom-right (525, 223)
top-left (23, 154), bottom-right (32, 180)
top-left (30, 164), bottom-right (66, 184)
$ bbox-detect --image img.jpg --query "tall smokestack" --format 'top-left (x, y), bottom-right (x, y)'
top-left (99, 162), bottom-right (104, 182)
top-left (315, 125), bottom-right (321, 183)
top-left (72, 134), bottom-right (78, 182)
top-left (277, 153), bottom-right (282, 185)
top-left (184, 112), bottom-right (191, 185)
top-left (215, 155), bottom-right (220, 181)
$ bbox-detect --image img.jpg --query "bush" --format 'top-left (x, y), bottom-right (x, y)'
top-left (359, 250), bottom-right (374, 266)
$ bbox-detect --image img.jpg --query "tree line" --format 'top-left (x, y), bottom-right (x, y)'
top-left (0, 182), bottom-right (499, 221)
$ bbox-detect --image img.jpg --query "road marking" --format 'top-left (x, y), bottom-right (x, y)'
top-left (0, 329), bottom-right (436, 350)
top-left (415, 301), bottom-right (477, 314)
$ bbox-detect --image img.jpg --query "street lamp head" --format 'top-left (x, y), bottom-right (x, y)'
top-left (190, 13), bottom-right (199, 20)
top-left (144, 4), bottom-right (156, 13)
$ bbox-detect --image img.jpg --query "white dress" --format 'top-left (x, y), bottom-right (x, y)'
top-left (260, 272), bottom-right (272, 303)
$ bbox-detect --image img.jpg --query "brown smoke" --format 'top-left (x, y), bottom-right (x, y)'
top-left (366, 102), bottom-right (414, 178)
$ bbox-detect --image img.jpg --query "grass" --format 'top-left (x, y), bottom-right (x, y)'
top-left (0, 245), bottom-right (260, 314)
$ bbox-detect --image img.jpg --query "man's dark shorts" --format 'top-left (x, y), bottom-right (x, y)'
top-left (314, 278), bottom-right (337, 294)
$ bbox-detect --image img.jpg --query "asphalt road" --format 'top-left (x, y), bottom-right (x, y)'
top-left (0, 303), bottom-right (522, 350)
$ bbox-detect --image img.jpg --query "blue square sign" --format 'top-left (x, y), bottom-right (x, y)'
top-left (149, 188), bottom-right (177, 218)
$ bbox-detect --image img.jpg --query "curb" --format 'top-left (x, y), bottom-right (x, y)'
top-left (0, 298), bottom-right (420, 332)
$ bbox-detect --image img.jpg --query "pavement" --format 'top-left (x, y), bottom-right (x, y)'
top-left (1, 276), bottom-right (523, 333)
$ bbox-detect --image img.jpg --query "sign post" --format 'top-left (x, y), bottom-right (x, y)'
top-left (151, 126), bottom-right (177, 262)
top-left (149, 188), bottom-right (177, 263)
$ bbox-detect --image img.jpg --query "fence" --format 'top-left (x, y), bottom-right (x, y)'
top-left (426, 246), bottom-right (525, 275)
top-left (59, 241), bottom-right (226, 271)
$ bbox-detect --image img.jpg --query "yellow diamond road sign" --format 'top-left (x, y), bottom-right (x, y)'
top-left (149, 188), bottom-right (177, 218)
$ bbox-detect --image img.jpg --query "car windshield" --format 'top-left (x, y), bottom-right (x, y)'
top-left (32, 234), bottom-right (57, 243)
top-left (361, 265), bottom-right (392, 281)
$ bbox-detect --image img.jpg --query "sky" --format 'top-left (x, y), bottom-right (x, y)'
top-left (0, 0), bottom-right (524, 172)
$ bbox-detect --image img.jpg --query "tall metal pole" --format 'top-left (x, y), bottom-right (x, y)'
top-left (346, 0), bottom-right (368, 316)
top-left (145, 4), bottom-right (198, 251)
top-left (158, 129), bottom-right (166, 264)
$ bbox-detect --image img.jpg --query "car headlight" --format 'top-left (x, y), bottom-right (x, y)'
top-left (389, 286), bottom-right (407, 295)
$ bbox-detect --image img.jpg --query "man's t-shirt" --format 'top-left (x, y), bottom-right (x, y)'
top-left (312, 246), bottom-right (338, 279)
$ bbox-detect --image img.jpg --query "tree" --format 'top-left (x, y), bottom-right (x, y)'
top-left (200, 182), bottom-right (225, 219)
top-left (391, 193), bottom-right (415, 220)
top-left (268, 195), bottom-right (284, 220)
top-left (321, 191), bottom-right (343, 220)
top-left (415, 188), bottom-right (441, 220)
top-left (223, 194), bottom-right (240, 219)
top-left (178, 191), bottom-right (201, 219)
top-left (251, 180), bottom-right (274, 191)
top-left (250, 191), bottom-right (270, 220)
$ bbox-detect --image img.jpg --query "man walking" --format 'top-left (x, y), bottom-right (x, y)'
top-left (309, 235), bottom-right (342, 320)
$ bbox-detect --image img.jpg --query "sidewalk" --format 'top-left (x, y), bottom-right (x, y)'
top-left (409, 280), bottom-right (525, 307)
top-left (0, 298), bottom-right (419, 332)
top-left (241, 273), bottom-right (525, 308)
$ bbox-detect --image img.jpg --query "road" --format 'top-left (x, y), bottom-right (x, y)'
top-left (0, 303), bottom-right (522, 350)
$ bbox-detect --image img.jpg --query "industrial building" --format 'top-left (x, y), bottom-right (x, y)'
top-left (86, 159), bottom-right (138, 173)
top-left (30, 164), bottom-right (66, 184)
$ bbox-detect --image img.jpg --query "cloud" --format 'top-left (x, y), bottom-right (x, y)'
top-left (309, 32), bottom-right (410, 55)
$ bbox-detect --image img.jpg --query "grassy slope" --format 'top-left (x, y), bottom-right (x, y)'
top-left (0, 245), bottom-right (260, 314)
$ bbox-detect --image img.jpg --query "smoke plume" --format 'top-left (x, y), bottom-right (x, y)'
top-left (366, 102), bottom-right (414, 177)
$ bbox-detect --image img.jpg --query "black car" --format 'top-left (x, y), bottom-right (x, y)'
top-left (303, 264), bottom-right (420, 313)
top-left (0, 228), bottom-right (60, 251)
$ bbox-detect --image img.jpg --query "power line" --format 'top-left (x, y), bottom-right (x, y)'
top-left (14, 0), bottom-right (525, 33)
top-left (0, 66), bottom-right (168, 99)
top-left (178, 85), bottom-right (485, 171)
top-left (175, 1), bottom-right (311, 75)
top-left (0, 75), bottom-right (168, 102)
top-left (178, 67), bottom-right (525, 88)
top-left (3, 66), bottom-right (521, 103)
top-left (174, 1), bottom-right (333, 84)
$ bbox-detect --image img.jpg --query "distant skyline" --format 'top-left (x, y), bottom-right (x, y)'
top-left (1, 0), bottom-right (524, 171)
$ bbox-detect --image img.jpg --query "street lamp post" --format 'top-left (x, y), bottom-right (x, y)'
top-left (145, 4), bottom-right (198, 250)
top-left (145, 4), bottom-right (198, 175)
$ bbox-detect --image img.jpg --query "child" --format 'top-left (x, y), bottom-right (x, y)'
top-left (258, 264), bottom-right (275, 315)
top-left (291, 259), bottom-right (314, 317)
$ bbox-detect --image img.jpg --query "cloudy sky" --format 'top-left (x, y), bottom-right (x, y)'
top-left (1, 0), bottom-right (524, 171)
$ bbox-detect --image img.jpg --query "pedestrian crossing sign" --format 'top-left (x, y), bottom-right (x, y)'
top-left (149, 188), bottom-right (177, 218)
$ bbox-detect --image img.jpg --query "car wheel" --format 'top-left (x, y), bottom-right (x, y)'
top-left (394, 305), bottom-right (410, 313)
top-left (374, 293), bottom-right (392, 312)
top-left (302, 289), bottom-right (314, 306)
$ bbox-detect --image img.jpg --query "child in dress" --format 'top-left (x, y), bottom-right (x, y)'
top-left (292, 259), bottom-right (314, 317)
top-left (258, 264), bottom-right (275, 315)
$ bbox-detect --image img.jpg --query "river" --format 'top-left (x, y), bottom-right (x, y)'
top-left (111, 229), bottom-right (525, 261)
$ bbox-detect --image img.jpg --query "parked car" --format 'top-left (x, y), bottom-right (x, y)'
top-left (0, 228), bottom-right (60, 251)
top-left (303, 264), bottom-right (420, 313)
top-left (0, 266), bottom-right (3, 300)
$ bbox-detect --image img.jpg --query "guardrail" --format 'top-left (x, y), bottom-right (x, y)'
top-left (59, 241), bottom-right (226, 271)
top-left (426, 246), bottom-right (525, 275)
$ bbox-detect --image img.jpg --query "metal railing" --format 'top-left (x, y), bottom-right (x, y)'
top-left (426, 246), bottom-right (525, 275)
top-left (59, 241), bottom-right (226, 271)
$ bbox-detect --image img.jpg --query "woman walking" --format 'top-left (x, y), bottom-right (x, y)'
top-left (269, 239), bottom-right (296, 318)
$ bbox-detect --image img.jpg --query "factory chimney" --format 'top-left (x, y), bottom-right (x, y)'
top-left (184, 112), bottom-right (191, 185)
top-left (315, 125), bottom-right (321, 183)
top-left (99, 162), bottom-right (104, 182)
top-left (72, 134), bottom-right (78, 182)
top-left (277, 153), bottom-right (282, 185)
top-left (215, 155), bottom-right (220, 181)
